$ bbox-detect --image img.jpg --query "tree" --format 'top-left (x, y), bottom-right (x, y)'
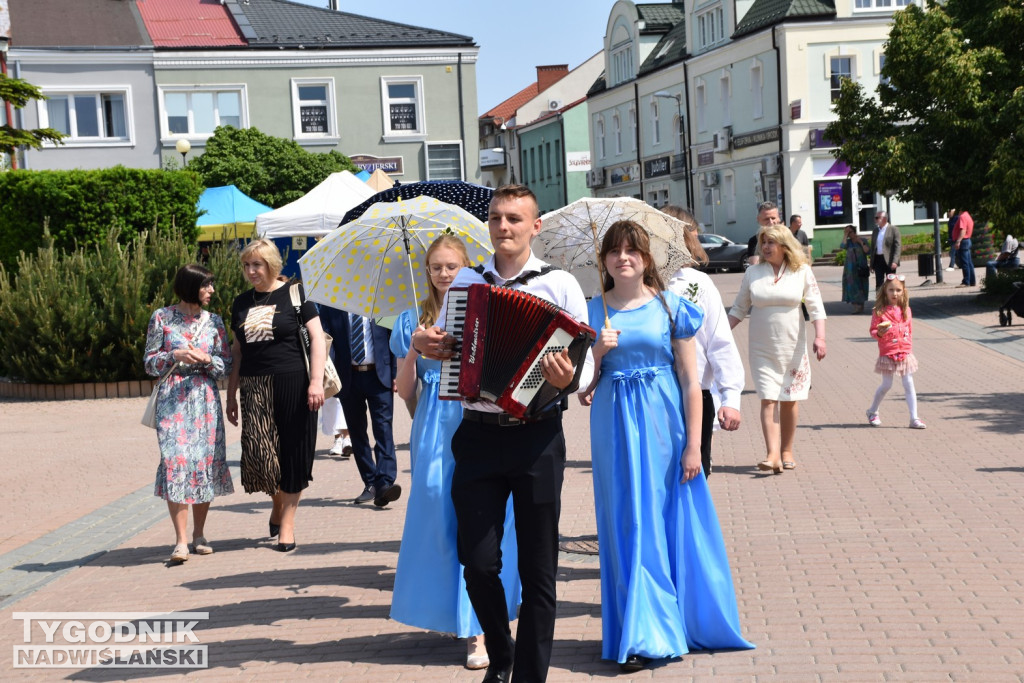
top-left (0, 73), bottom-right (64, 158)
top-left (185, 126), bottom-right (359, 208)
top-left (825, 0), bottom-right (1024, 231)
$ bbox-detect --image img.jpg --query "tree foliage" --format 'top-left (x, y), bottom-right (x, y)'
top-left (185, 125), bottom-right (359, 208)
top-left (0, 73), bottom-right (65, 156)
top-left (825, 0), bottom-right (1024, 231)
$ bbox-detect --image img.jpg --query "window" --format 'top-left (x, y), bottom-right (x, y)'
top-left (610, 44), bottom-right (635, 86)
top-left (651, 101), bottom-right (661, 146)
top-left (720, 72), bottom-right (732, 126)
top-left (425, 141), bottom-right (463, 180)
top-left (913, 201), bottom-right (937, 221)
top-left (854, 0), bottom-right (911, 10)
top-left (646, 186), bottom-right (668, 209)
top-left (40, 88), bottom-right (131, 144)
top-left (613, 114), bottom-right (622, 155)
top-left (596, 116), bottom-right (606, 159)
top-left (751, 63), bottom-right (764, 119)
top-left (831, 57), bottom-right (853, 102)
top-left (723, 171), bottom-right (736, 222)
top-left (628, 107), bottom-right (637, 151)
top-left (545, 142), bottom-right (552, 180)
top-left (291, 79), bottom-right (336, 139)
top-left (161, 87), bottom-right (243, 138)
top-left (555, 140), bottom-right (562, 177)
top-left (381, 76), bottom-right (425, 140)
top-left (696, 6), bottom-right (725, 50)
top-left (695, 81), bottom-right (706, 132)
top-left (878, 53), bottom-right (890, 88)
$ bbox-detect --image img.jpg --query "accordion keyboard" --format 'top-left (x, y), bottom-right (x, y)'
top-left (439, 288), bottom-right (469, 400)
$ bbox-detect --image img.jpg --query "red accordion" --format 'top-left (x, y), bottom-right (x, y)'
top-left (439, 284), bottom-right (596, 419)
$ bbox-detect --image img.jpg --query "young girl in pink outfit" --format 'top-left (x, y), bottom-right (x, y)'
top-left (866, 274), bottom-right (925, 429)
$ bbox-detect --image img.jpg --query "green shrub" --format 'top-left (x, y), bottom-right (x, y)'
top-left (0, 228), bottom-right (247, 383)
top-left (834, 250), bottom-right (846, 266)
top-left (0, 167), bottom-right (203, 271)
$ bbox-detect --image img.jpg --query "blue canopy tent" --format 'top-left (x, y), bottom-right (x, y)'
top-left (196, 185), bottom-right (272, 242)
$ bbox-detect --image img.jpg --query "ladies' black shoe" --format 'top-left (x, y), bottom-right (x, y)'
top-left (269, 514), bottom-right (280, 538)
top-left (619, 654), bottom-right (647, 672)
top-left (274, 542), bottom-right (296, 552)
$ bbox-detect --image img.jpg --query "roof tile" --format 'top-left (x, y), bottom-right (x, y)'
top-left (733, 0), bottom-right (835, 38)
top-left (137, 0), bottom-right (246, 47)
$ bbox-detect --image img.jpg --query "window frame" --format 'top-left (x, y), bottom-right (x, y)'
top-left (695, 80), bottom-right (707, 132)
top-left (158, 84), bottom-right (247, 143)
top-left (596, 116), bottom-right (606, 160)
top-left (853, 0), bottom-right (912, 11)
top-left (651, 100), bottom-right (661, 146)
top-left (830, 56), bottom-right (854, 103)
top-left (750, 61), bottom-right (764, 120)
top-left (380, 75), bottom-right (426, 142)
top-left (424, 140), bottom-right (464, 181)
top-left (720, 71), bottom-right (732, 126)
top-left (290, 77), bottom-right (338, 143)
top-left (628, 106), bottom-right (637, 151)
top-left (613, 113), bottom-right (622, 156)
top-left (37, 85), bottom-right (134, 147)
top-left (695, 5), bottom-right (725, 51)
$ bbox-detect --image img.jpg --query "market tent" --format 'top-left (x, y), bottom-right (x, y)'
top-left (196, 185), bottom-right (272, 242)
top-left (366, 168), bottom-right (395, 191)
top-left (255, 171), bottom-right (376, 238)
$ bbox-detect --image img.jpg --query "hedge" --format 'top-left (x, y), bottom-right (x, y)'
top-left (0, 229), bottom-right (248, 383)
top-left (0, 167), bottom-right (203, 270)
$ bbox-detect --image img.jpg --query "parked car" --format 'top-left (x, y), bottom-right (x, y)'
top-left (697, 233), bottom-right (750, 272)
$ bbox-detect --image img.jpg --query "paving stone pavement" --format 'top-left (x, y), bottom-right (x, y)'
top-left (1, 266), bottom-right (1022, 681)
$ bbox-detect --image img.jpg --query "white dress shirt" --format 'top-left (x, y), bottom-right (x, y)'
top-left (667, 268), bottom-right (745, 413)
top-left (437, 252), bottom-right (596, 414)
top-left (875, 223), bottom-right (888, 255)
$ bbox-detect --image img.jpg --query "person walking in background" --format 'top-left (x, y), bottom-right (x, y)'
top-left (869, 210), bottom-right (901, 291)
top-left (789, 214), bottom-right (812, 260)
top-left (663, 206), bottom-right (744, 479)
top-left (986, 233), bottom-right (1020, 282)
top-left (841, 224), bottom-right (871, 314)
top-left (745, 200), bottom-right (783, 266)
top-left (585, 220), bottom-right (753, 672)
top-left (728, 224), bottom-right (827, 473)
top-left (321, 397), bottom-right (351, 458)
top-left (319, 305), bottom-right (399, 507)
top-left (952, 208), bottom-right (976, 287)
top-left (389, 234), bottom-right (522, 671)
top-left (945, 209), bottom-right (960, 272)
top-left (145, 264), bottom-right (234, 564)
top-left (226, 239), bottom-right (326, 553)
top-left (866, 274), bottom-right (925, 429)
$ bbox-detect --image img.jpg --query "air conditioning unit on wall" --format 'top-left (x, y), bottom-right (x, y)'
top-left (704, 171), bottom-right (720, 187)
top-left (713, 127), bottom-right (731, 152)
top-left (548, 99), bottom-right (563, 111)
top-left (586, 169), bottom-right (604, 188)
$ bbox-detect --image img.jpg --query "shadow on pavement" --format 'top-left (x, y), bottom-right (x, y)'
top-left (179, 564), bottom-right (394, 594)
top-left (918, 391), bottom-right (1024, 434)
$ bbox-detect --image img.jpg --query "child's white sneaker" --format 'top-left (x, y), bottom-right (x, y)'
top-left (909, 418), bottom-right (927, 429)
top-left (866, 410), bottom-right (882, 427)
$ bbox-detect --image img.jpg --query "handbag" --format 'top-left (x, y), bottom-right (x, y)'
top-left (857, 265), bottom-right (871, 279)
top-left (142, 311), bottom-right (211, 429)
top-left (290, 283), bottom-right (342, 399)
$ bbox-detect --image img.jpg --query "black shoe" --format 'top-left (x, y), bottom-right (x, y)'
top-left (274, 542), bottom-right (296, 552)
top-left (481, 665), bottom-right (512, 683)
top-left (341, 445), bottom-right (353, 458)
top-left (373, 483), bottom-right (402, 508)
top-left (269, 514), bottom-right (280, 538)
top-left (353, 486), bottom-right (375, 504)
top-left (619, 654), bottom-right (648, 672)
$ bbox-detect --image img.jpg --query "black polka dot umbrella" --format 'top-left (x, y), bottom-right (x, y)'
top-left (341, 181), bottom-right (494, 226)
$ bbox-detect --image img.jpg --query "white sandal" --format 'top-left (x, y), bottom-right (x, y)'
top-left (191, 537), bottom-right (213, 555)
top-left (169, 544), bottom-right (189, 563)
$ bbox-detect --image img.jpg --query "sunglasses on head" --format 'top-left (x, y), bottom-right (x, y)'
top-left (885, 273), bottom-right (906, 282)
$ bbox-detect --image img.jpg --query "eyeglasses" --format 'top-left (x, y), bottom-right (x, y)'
top-left (428, 264), bottom-right (461, 275)
top-left (885, 273), bottom-right (906, 282)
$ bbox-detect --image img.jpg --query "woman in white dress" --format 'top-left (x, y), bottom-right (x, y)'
top-left (728, 224), bottom-right (827, 473)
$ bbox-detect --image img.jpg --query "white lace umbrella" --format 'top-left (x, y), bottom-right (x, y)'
top-left (537, 197), bottom-right (694, 325)
top-left (299, 195), bottom-right (493, 323)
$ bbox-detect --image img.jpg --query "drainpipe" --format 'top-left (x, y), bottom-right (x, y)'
top-left (635, 82), bottom-right (643, 200)
top-left (682, 58), bottom-right (694, 212)
top-left (559, 113), bottom-right (568, 206)
top-left (457, 52), bottom-right (467, 180)
top-left (773, 26), bottom-right (784, 217)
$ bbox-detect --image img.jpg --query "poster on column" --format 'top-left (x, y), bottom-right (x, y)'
top-left (814, 179), bottom-right (852, 225)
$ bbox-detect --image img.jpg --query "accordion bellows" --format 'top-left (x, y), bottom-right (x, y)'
top-left (440, 284), bottom-right (596, 418)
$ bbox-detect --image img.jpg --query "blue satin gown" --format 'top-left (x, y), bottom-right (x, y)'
top-left (587, 292), bottom-right (754, 663)
top-left (389, 309), bottom-right (522, 636)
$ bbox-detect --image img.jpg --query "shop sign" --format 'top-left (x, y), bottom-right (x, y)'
top-left (566, 151), bottom-right (591, 173)
top-left (809, 128), bottom-right (837, 149)
top-left (350, 154), bottom-right (405, 175)
top-left (644, 156), bottom-right (671, 179)
top-left (697, 150), bottom-right (715, 167)
top-left (609, 163), bottom-right (640, 185)
top-left (732, 126), bottom-right (781, 149)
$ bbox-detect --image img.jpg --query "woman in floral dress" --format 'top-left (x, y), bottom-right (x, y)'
top-left (144, 264), bottom-right (234, 563)
top-left (728, 225), bottom-right (827, 473)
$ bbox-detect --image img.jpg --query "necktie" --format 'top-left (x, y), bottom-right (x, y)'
top-left (350, 313), bottom-right (366, 364)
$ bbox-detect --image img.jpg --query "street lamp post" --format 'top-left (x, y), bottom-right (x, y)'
top-left (175, 139), bottom-right (191, 168)
top-left (654, 91), bottom-right (691, 211)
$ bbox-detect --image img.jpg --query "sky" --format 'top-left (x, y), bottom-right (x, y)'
top-left (290, 0), bottom-right (614, 115)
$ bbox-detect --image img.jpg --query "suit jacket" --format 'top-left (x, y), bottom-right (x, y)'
top-left (870, 222), bottom-right (901, 269)
top-left (317, 306), bottom-right (396, 394)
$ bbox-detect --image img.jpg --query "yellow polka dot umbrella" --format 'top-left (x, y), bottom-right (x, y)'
top-left (298, 195), bottom-right (493, 324)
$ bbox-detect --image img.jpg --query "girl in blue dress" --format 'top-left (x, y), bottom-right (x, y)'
top-left (585, 220), bottom-right (754, 672)
top-left (389, 235), bottom-right (522, 670)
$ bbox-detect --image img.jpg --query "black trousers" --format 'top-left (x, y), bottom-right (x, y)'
top-left (450, 416), bottom-right (565, 683)
top-left (872, 253), bottom-right (891, 291)
top-left (700, 389), bottom-right (714, 479)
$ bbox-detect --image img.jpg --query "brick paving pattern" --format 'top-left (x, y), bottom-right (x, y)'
top-left (1, 266), bottom-right (1022, 681)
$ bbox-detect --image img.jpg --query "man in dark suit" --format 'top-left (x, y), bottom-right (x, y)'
top-left (318, 306), bottom-right (400, 507)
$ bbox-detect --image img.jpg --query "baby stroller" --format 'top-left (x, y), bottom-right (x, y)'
top-left (998, 281), bottom-right (1024, 326)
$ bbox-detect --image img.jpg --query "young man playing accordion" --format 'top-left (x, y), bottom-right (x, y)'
top-left (413, 185), bottom-right (594, 683)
